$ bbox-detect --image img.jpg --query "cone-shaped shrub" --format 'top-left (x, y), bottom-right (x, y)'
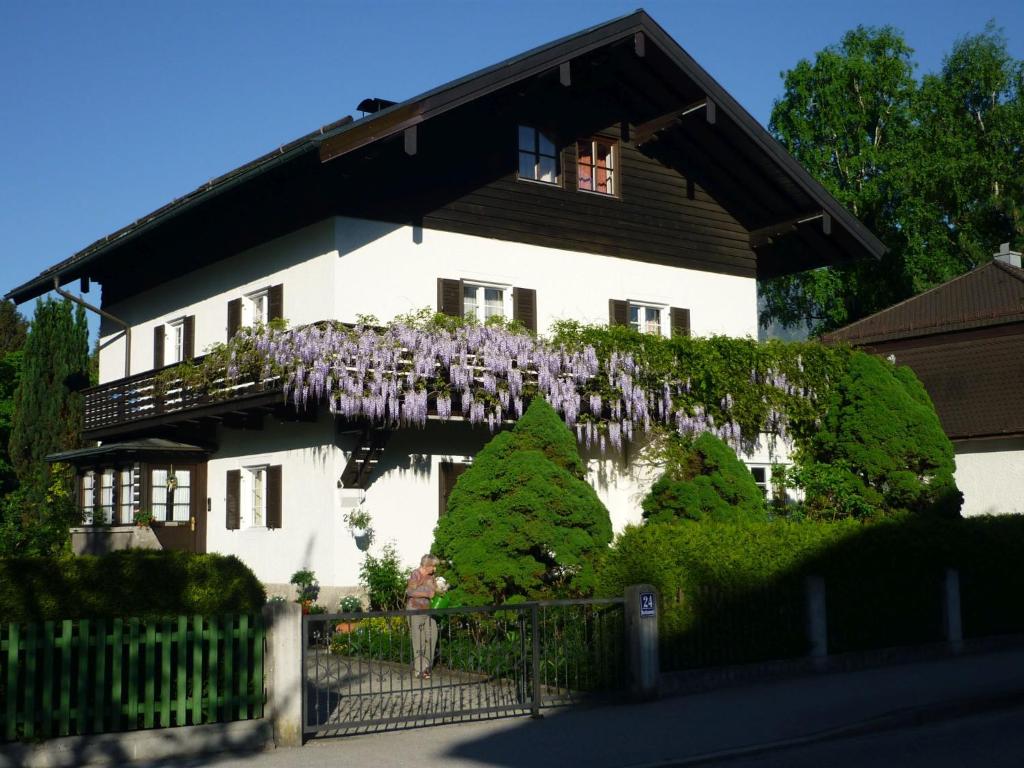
top-left (433, 398), bottom-right (613, 605)
top-left (797, 352), bottom-right (962, 519)
top-left (642, 433), bottom-right (767, 524)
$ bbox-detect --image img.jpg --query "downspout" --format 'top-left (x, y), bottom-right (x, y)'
top-left (52, 276), bottom-right (132, 379)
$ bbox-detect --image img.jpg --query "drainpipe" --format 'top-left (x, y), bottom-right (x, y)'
top-left (52, 276), bottom-right (132, 379)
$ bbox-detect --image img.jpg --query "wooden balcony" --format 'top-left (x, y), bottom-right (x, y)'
top-left (83, 358), bottom-right (284, 440)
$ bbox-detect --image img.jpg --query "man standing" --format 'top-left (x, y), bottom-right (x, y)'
top-left (406, 554), bottom-right (439, 679)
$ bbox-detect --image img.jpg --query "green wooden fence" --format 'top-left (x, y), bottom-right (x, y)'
top-left (0, 614), bottom-right (264, 742)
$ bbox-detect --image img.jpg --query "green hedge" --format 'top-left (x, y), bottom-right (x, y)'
top-left (0, 551), bottom-right (266, 623)
top-left (600, 515), bottom-right (1024, 668)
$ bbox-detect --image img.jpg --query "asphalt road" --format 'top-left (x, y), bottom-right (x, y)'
top-left (699, 704), bottom-right (1024, 768)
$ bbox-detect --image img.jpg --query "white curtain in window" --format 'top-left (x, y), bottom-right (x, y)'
top-left (118, 468), bottom-right (134, 524)
top-left (172, 469), bottom-right (191, 522)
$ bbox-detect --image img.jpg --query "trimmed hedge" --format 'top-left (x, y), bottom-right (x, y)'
top-left (601, 515), bottom-right (1024, 666)
top-left (0, 551), bottom-right (266, 623)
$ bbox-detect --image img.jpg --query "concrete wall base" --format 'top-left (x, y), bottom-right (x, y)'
top-left (0, 719), bottom-right (271, 768)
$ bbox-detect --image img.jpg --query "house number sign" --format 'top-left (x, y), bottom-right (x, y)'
top-left (640, 591), bottom-right (656, 617)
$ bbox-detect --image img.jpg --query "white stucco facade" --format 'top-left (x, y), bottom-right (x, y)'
top-left (99, 216), bottom-right (758, 383)
top-left (954, 438), bottom-right (1024, 517)
top-left (94, 215), bottom-right (775, 591)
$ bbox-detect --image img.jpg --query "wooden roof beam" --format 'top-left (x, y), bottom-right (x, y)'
top-left (749, 211), bottom-right (832, 249)
top-left (634, 98), bottom-right (716, 145)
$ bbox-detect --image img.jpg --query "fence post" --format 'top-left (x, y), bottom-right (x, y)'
top-left (624, 584), bottom-right (659, 701)
top-left (262, 601), bottom-right (303, 747)
top-left (805, 575), bottom-right (827, 668)
top-left (530, 603), bottom-right (542, 718)
top-left (943, 568), bottom-right (963, 654)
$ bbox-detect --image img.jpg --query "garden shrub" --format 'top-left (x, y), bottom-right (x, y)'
top-left (601, 514), bottom-right (1024, 665)
top-left (433, 398), bottom-right (613, 605)
top-left (359, 543), bottom-right (408, 610)
top-left (0, 551), bottom-right (265, 623)
top-left (794, 352), bottom-right (962, 519)
top-left (642, 433), bottom-right (767, 524)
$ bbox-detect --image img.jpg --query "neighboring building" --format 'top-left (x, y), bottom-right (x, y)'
top-left (824, 244), bottom-right (1024, 517)
top-left (7, 12), bottom-right (884, 592)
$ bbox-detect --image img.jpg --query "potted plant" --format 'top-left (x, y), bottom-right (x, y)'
top-left (133, 508), bottom-right (155, 528)
top-left (290, 568), bottom-right (320, 613)
top-left (343, 505), bottom-right (374, 550)
top-left (336, 595), bottom-right (363, 633)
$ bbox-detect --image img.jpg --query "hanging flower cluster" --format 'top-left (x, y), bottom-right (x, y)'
top-left (172, 317), bottom-right (844, 454)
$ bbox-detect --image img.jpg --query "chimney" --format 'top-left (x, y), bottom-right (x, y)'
top-left (994, 242), bottom-right (1022, 269)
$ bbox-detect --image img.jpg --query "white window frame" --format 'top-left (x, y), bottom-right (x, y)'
top-left (749, 465), bottom-right (771, 499)
top-left (245, 289), bottom-right (269, 327)
top-left (627, 301), bottom-right (666, 337)
top-left (166, 318), bottom-right (185, 364)
top-left (242, 465), bottom-right (268, 528)
top-left (577, 137), bottom-right (617, 196)
top-left (118, 467), bottom-right (134, 525)
top-left (517, 125), bottom-right (559, 185)
top-left (463, 281), bottom-right (512, 323)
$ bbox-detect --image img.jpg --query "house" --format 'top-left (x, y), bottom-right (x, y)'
top-left (6, 11), bottom-right (884, 596)
top-left (823, 244), bottom-right (1024, 517)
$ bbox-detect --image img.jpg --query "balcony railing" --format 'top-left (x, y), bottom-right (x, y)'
top-left (83, 357), bottom-right (282, 437)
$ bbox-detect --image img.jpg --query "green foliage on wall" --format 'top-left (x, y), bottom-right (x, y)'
top-left (0, 551), bottom-right (266, 623)
top-left (433, 398), bottom-right (613, 605)
top-left (642, 433), bottom-right (767, 524)
top-left (791, 352), bottom-right (962, 519)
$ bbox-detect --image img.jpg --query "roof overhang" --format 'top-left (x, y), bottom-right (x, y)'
top-left (47, 438), bottom-right (211, 467)
top-left (6, 11), bottom-right (884, 305)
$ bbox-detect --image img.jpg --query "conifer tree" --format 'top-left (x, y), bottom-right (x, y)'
top-left (433, 398), bottom-right (613, 605)
top-left (641, 433), bottom-right (768, 524)
top-left (8, 298), bottom-right (89, 512)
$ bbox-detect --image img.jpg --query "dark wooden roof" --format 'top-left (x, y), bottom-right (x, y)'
top-left (47, 437), bottom-right (211, 465)
top-left (6, 10), bottom-right (885, 305)
top-left (823, 260), bottom-right (1024, 346)
top-left (824, 260), bottom-right (1024, 441)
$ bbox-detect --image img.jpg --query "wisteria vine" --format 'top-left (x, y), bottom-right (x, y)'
top-left (164, 318), bottom-right (848, 454)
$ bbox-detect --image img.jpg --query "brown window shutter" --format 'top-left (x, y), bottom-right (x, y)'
top-left (436, 278), bottom-right (464, 318)
top-left (268, 284), bottom-right (284, 322)
top-left (266, 465), bottom-right (282, 529)
top-left (671, 307), bottom-right (691, 338)
top-left (153, 326), bottom-right (165, 369)
top-left (183, 315), bottom-right (196, 359)
top-left (227, 298), bottom-right (242, 340)
top-left (513, 287), bottom-right (537, 333)
top-left (438, 461), bottom-right (468, 517)
top-left (226, 469), bottom-right (241, 530)
top-left (609, 299), bottom-right (628, 327)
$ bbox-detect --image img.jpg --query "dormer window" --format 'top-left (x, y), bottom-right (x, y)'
top-left (518, 125), bottom-right (559, 184)
top-left (577, 138), bottom-right (616, 195)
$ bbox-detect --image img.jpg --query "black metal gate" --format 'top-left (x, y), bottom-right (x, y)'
top-left (302, 598), bottom-right (625, 736)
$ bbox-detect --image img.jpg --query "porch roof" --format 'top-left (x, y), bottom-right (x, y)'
top-left (47, 438), bottom-right (211, 466)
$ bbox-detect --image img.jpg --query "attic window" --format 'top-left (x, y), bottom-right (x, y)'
top-left (518, 126), bottom-right (558, 184)
top-left (577, 138), bottom-right (616, 195)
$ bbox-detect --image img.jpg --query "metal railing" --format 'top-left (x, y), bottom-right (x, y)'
top-left (302, 599), bottom-right (625, 736)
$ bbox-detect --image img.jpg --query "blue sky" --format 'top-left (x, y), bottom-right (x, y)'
top-left (2, 0), bottom-right (1022, 337)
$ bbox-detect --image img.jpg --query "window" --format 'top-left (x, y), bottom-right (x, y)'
top-left (518, 125), bottom-right (559, 184)
top-left (463, 283), bottom-right (507, 323)
top-left (98, 469), bottom-right (115, 524)
top-left (118, 468), bottom-right (134, 524)
top-left (577, 138), bottom-right (616, 195)
top-left (629, 303), bottom-right (663, 336)
top-left (166, 319), bottom-right (185, 365)
top-left (750, 466), bottom-right (769, 498)
top-left (246, 290), bottom-right (269, 327)
top-left (244, 466), bottom-right (268, 527)
top-left (80, 471), bottom-right (96, 524)
top-left (150, 466), bottom-right (192, 522)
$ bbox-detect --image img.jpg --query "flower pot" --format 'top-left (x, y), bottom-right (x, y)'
top-left (335, 621), bottom-right (357, 634)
